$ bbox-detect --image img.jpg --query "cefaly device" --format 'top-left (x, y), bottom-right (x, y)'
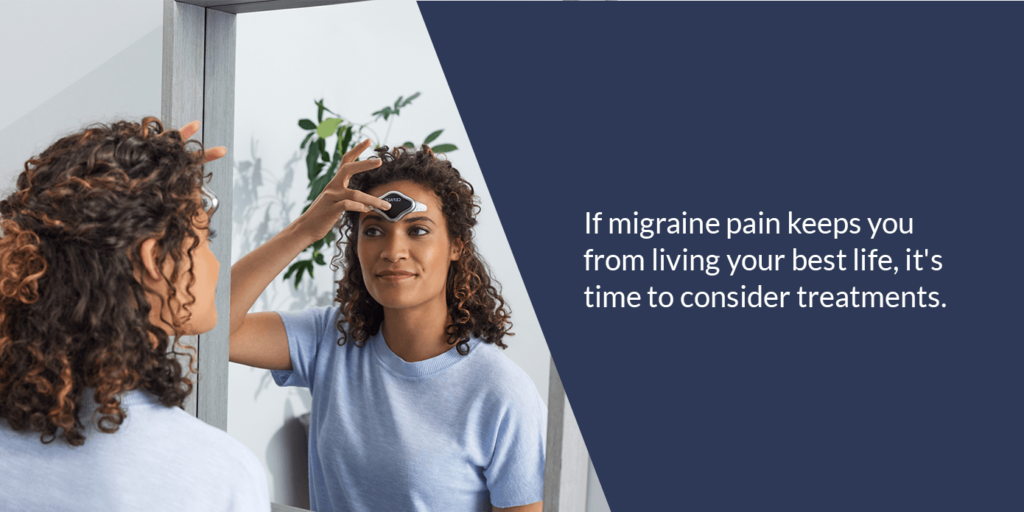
top-left (371, 190), bottom-right (427, 222)
top-left (201, 184), bottom-right (219, 217)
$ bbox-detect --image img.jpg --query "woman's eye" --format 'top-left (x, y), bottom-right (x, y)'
top-left (410, 226), bottom-right (430, 236)
top-left (363, 227), bottom-right (383, 237)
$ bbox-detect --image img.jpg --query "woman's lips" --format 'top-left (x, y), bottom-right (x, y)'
top-left (377, 271), bottom-right (415, 282)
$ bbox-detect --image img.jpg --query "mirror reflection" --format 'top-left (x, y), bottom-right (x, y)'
top-left (227, 3), bottom-right (553, 510)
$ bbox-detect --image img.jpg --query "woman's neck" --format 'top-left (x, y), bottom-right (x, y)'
top-left (380, 294), bottom-right (454, 362)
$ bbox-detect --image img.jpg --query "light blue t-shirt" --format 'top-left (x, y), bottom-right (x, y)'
top-left (0, 389), bottom-right (270, 511)
top-left (272, 306), bottom-right (546, 512)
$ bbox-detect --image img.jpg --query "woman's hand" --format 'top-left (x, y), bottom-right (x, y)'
top-left (228, 138), bottom-right (388, 371)
top-left (294, 138), bottom-right (391, 245)
top-left (175, 120), bottom-right (227, 162)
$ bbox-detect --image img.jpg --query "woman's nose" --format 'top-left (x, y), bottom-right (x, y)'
top-left (380, 233), bottom-right (409, 262)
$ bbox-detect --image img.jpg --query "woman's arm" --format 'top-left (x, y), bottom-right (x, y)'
top-left (228, 139), bottom-right (388, 370)
top-left (227, 223), bottom-right (313, 370)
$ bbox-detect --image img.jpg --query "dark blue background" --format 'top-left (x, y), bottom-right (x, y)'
top-left (420, 3), bottom-right (1023, 510)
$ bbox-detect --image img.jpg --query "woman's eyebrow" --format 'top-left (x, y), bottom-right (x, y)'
top-left (361, 213), bottom-right (385, 225)
top-left (403, 216), bottom-right (436, 225)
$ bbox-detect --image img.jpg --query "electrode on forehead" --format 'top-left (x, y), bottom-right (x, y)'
top-left (201, 184), bottom-right (219, 217)
top-left (372, 190), bottom-right (428, 222)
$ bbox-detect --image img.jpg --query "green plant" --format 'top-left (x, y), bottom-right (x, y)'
top-left (284, 94), bottom-right (457, 288)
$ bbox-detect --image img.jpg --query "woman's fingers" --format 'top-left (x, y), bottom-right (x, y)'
top-left (298, 148), bottom-right (387, 240)
top-left (333, 158), bottom-right (383, 189)
top-left (340, 138), bottom-right (374, 165)
top-left (334, 199), bottom-right (373, 213)
top-left (204, 146), bottom-right (227, 162)
top-left (333, 138), bottom-right (385, 188)
top-left (171, 121), bottom-right (227, 163)
top-left (321, 189), bottom-right (390, 211)
top-left (347, 189), bottom-right (392, 211)
top-left (339, 158), bottom-right (383, 178)
top-left (178, 120), bottom-right (200, 140)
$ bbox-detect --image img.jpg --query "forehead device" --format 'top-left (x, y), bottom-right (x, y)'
top-left (371, 190), bottom-right (427, 222)
top-left (201, 184), bottom-right (219, 217)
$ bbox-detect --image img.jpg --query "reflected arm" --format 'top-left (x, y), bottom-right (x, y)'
top-left (228, 222), bottom-right (314, 370)
top-left (229, 139), bottom-right (386, 370)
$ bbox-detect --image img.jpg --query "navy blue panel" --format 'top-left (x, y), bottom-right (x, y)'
top-left (420, 3), bottom-right (1024, 510)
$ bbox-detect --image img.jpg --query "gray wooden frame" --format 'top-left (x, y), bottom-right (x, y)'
top-left (545, 360), bottom-right (591, 512)
top-left (163, 0), bottom-right (598, 510)
top-left (162, 0), bottom-right (238, 427)
top-left (179, 0), bottom-right (363, 14)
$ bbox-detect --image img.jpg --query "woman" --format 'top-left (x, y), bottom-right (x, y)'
top-left (0, 118), bottom-right (269, 511)
top-left (230, 141), bottom-right (545, 511)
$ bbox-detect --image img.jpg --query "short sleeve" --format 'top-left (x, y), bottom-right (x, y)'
top-left (484, 389), bottom-right (548, 508)
top-left (270, 306), bottom-right (338, 389)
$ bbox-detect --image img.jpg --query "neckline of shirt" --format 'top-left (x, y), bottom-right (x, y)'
top-left (118, 389), bottom-right (161, 407)
top-left (74, 388), bottom-right (162, 417)
top-left (371, 330), bottom-right (482, 379)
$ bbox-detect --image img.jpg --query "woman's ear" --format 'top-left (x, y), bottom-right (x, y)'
top-left (139, 238), bottom-right (163, 282)
top-left (450, 239), bottom-right (463, 261)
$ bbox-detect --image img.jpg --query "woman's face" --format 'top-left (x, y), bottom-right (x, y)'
top-left (179, 207), bottom-right (220, 334)
top-left (358, 180), bottom-right (460, 311)
top-left (143, 201), bottom-right (221, 337)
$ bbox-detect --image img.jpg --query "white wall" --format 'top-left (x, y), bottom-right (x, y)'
top-left (227, 1), bottom-right (552, 506)
top-left (0, 0), bottom-right (163, 195)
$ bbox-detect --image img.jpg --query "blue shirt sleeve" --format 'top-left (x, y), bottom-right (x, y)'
top-left (484, 386), bottom-right (548, 508)
top-left (271, 306), bottom-right (338, 389)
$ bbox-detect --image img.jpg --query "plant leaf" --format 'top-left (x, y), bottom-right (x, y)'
top-left (403, 141), bottom-right (415, 149)
top-left (340, 126), bottom-right (353, 155)
top-left (284, 261), bottom-right (302, 279)
top-left (401, 92), bottom-right (421, 107)
top-left (317, 118), bottom-right (343, 139)
top-left (308, 173), bottom-right (331, 201)
top-left (300, 131), bottom-right (314, 149)
top-left (314, 252), bottom-right (326, 266)
top-left (299, 119), bottom-right (316, 130)
top-left (423, 129), bottom-right (443, 145)
top-left (306, 142), bottom-right (319, 180)
top-left (431, 143), bottom-right (458, 154)
top-left (318, 99), bottom-right (336, 116)
top-left (327, 133), bottom-right (344, 176)
top-left (314, 99), bottom-right (337, 123)
top-left (326, 151), bottom-right (341, 178)
top-left (317, 138), bottom-right (330, 162)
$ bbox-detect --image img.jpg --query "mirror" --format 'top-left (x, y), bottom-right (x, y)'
top-left (226, 2), bottom-right (552, 507)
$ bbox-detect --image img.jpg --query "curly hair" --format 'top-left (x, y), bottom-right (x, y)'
top-left (333, 145), bottom-right (512, 355)
top-left (0, 117), bottom-right (207, 446)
